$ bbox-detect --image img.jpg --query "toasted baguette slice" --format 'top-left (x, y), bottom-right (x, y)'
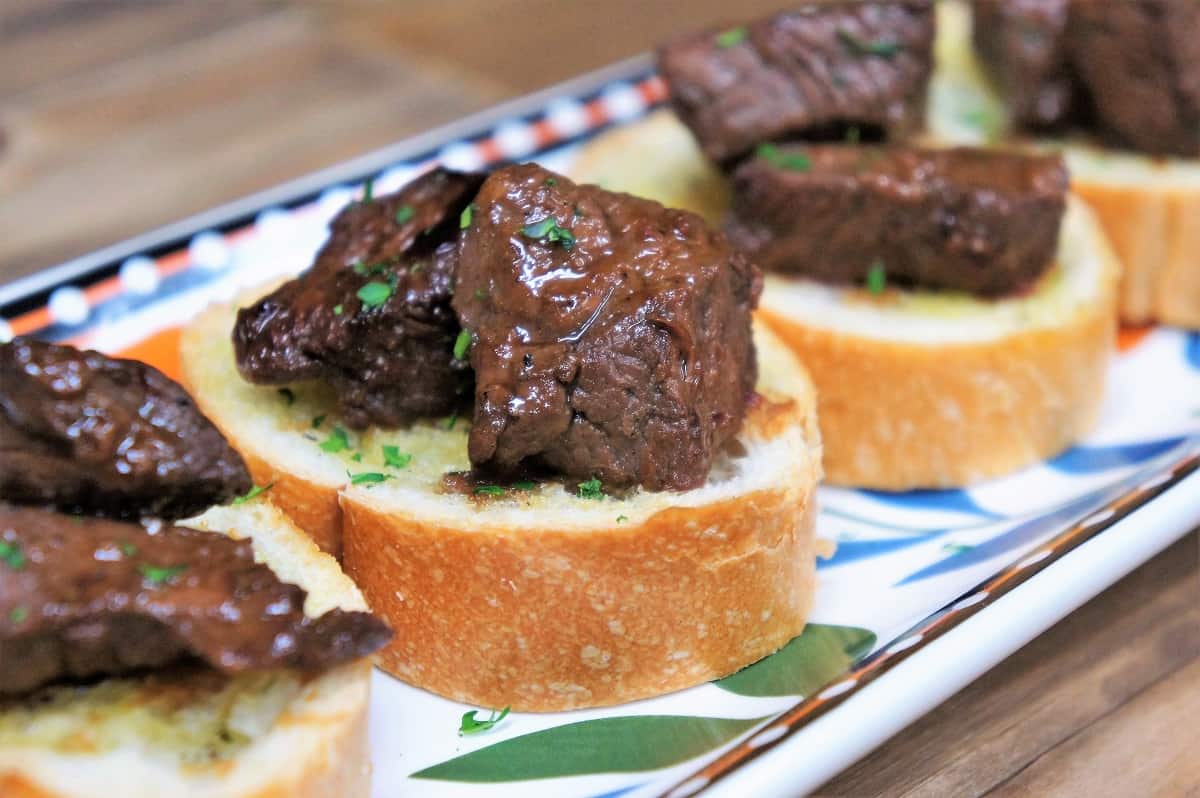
top-left (181, 304), bottom-right (822, 710)
top-left (929, 0), bottom-right (1200, 328)
top-left (0, 501), bottom-right (373, 798)
top-left (569, 111), bottom-right (1120, 489)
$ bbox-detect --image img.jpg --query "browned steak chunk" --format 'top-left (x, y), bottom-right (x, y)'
top-left (726, 144), bottom-right (1067, 295)
top-left (0, 339), bottom-right (250, 520)
top-left (233, 168), bottom-right (487, 428)
top-left (453, 164), bottom-right (760, 492)
top-left (971, 0), bottom-right (1084, 130)
top-left (0, 504), bottom-right (391, 697)
top-left (658, 1), bottom-right (934, 163)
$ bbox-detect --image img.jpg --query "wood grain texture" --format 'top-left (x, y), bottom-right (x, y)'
top-left (3, 3), bottom-right (1198, 795)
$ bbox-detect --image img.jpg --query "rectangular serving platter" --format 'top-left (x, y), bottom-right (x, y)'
top-left (2, 54), bottom-right (1198, 798)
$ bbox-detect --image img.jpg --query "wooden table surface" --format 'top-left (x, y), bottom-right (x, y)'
top-left (3, 3), bottom-right (1197, 796)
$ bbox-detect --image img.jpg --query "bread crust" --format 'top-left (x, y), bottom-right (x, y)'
top-left (342, 397), bottom-right (819, 711)
top-left (1071, 179), bottom-right (1200, 328)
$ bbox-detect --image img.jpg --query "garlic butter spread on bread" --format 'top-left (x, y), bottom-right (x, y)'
top-left (570, 0), bottom-right (1118, 489)
top-left (183, 164), bottom-right (822, 711)
top-left (0, 339), bottom-right (391, 798)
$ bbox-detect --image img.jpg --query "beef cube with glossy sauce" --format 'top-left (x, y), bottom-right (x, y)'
top-left (0, 339), bottom-right (251, 520)
top-left (0, 505), bottom-right (391, 696)
top-left (1067, 0), bottom-right (1200, 157)
top-left (453, 164), bottom-right (761, 492)
top-left (726, 144), bottom-right (1067, 295)
top-left (233, 168), bottom-right (487, 429)
top-left (657, 1), bottom-right (934, 163)
top-left (971, 0), bottom-right (1084, 130)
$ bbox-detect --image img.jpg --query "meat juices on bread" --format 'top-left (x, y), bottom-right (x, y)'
top-left (234, 168), bottom-right (486, 428)
top-left (0, 338), bottom-right (251, 520)
top-left (658, 0), bottom-right (934, 163)
top-left (454, 163), bottom-right (760, 491)
top-left (727, 145), bottom-right (1067, 295)
top-left (0, 340), bottom-right (390, 797)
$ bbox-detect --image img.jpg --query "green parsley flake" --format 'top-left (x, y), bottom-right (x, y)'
top-left (0, 540), bottom-right (25, 571)
top-left (362, 177), bottom-right (375, 202)
top-left (383, 445), bottom-right (413, 469)
top-left (544, 177), bottom-right (557, 187)
top-left (232, 483), bottom-right (273, 505)
top-left (460, 203), bottom-right (476, 229)
top-left (521, 217), bottom-right (576, 250)
top-left (756, 142), bottom-right (812, 172)
top-left (444, 412), bottom-right (459, 431)
top-left (577, 478), bottom-right (604, 501)
top-left (616, 515), bottom-right (629, 523)
top-left (845, 125), bottom-right (862, 144)
top-left (120, 542), bottom-right (139, 557)
top-left (394, 205), bottom-right (416, 224)
top-left (312, 414), bottom-right (327, 429)
top-left (473, 288), bottom-right (488, 300)
top-left (459, 706), bottom-right (510, 736)
top-left (715, 26), bottom-right (748, 48)
top-left (512, 480), bottom-right (536, 491)
top-left (319, 426), bottom-right (350, 453)
top-left (333, 304), bottom-right (344, 316)
top-left (278, 387), bottom-right (296, 406)
top-left (357, 281), bottom-right (393, 309)
top-left (9, 606), bottom-right (28, 624)
top-left (351, 452), bottom-right (363, 462)
top-left (348, 471), bottom-right (391, 486)
top-left (139, 563), bottom-right (187, 586)
top-left (474, 485), bottom-right (505, 496)
top-left (866, 260), bottom-right (887, 295)
top-left (837, 28), bottom-right (900, 58)
top-left (453, 329), bottom-right (472, 361)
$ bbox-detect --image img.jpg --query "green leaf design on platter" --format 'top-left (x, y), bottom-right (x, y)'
top-left (411, 715), bottom-right (765, 782)
top-left (714, 623), bottom-right (876, 698)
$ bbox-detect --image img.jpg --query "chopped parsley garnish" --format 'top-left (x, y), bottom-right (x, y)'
top-left (577, 478), bottom-right (604, 500)
top-left (394, 204), bottom-right (415, 224)
top-left (382, 445), bottom-right (413, 469)
top-left (348, 471), bottom-right (391, 486)
top-left (544, 177), bottom-right (557, 187)
top-left (232, 483), bottom-right (273, 505)
top-left (838, 28), bottom-right (900, 58)
top-left (616, 515), bottom-right (629, 523)
top-left (460, 203), bottom-right (476, 229)
top-left (357, 281), bottom-right (393, 309)
top-left (0, 540), bottom-right (25, 571)
top-left (521, 217), bottom-right (576, 250)
top-left (474, 485), bottom-right (505, 496)
top-left (459, 706), bottom-right (510, 736)
top-left (473, 288), bottom-right (488, 300)
top-left (312, 414), bottom-right (327, 429)
top-left (410, 262), bottom-right (425, 274)
top-left (866, 260), bottom-right (887, 294)
top-left (120, 542), bottom-right (139, 557)
top-left (714, 26), bottom-right (748, 48)
top-left (139, 563), bottom-right (187, 586)
top-left (9, 606), bottom-right (28, 624)
top-left (278, 387), bottom-right (296, 406)
top-left (319, 426), bottom-right (350, 453)
top-left (352, 261), bottom-right (390, 276)
top-left (756, 142), bottom-right (812, 172)
top-left (351, 452), bottom-right (363, 462)
top-left (444, 412), bottom-right (459, 431)
top-left (512, 480), bottom-right (536, 491)
top-left (333, 304), bottom-right (344, 316)
top-left (845, 125), bottom-right (862, 144)
top-left (362, 177), bottom-right (375, 202)
top-left (453, 329), bottom-right (472, 361)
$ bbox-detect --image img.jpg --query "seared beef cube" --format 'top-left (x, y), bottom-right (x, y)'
top-left (0, 505), bottom-right (391, 696)
top-left (0, 339), bottom-right (250, 520)
top-left (453, 164), bottom-right (760, 492)
top-left (972, 0), bottom-right (1084, 130)
top-left (234, 168), bottom-right (487, 428)
top-left (658, 1), bottom-right (934, 163)
top-left (726, 145), bottom-right (1067, 295)
top-left (1067, 0), bottom-right (1200, 157)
